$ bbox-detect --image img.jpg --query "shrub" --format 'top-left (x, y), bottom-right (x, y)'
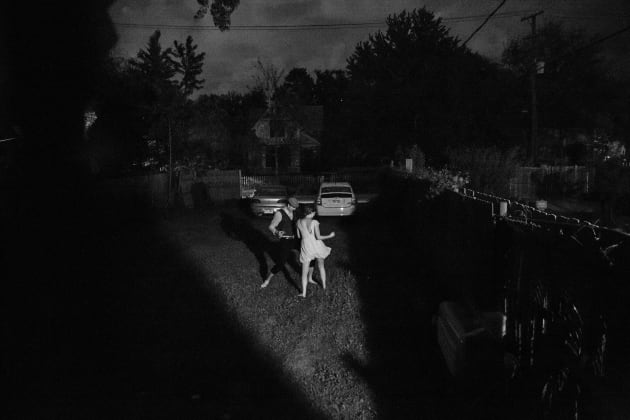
top-left (413, 167), bottom-right (469, 198)
top-left (594, 157), bottom-right (630, 226)
top-left (445, 146), bottom-right (522, 197)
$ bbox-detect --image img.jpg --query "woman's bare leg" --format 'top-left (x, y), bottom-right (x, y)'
top-left (317, 258), bottom-right (326, 290)
top-left (308, 266), bottom-right (316, 285)
top-left (299, 261), bottom-right (310, 297)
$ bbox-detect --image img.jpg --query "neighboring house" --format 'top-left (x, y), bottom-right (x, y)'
top-left (247, 105), bottom-right (322, 174)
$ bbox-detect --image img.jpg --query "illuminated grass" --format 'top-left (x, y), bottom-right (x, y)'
top-left (162, 210), bottom-right (376, 418)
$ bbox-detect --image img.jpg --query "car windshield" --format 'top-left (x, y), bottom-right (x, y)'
top-left (257, 186), bottom-right (287, 196)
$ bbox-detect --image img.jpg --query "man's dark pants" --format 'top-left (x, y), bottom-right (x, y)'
top-left (270, 238), bottom-right (314, 276)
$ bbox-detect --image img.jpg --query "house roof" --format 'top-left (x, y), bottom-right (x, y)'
top-left (249, 105), bottom-right (323, 135)
top-left (298, 131), bottom-right (320, 148)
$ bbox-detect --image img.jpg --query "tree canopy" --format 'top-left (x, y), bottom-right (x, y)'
top-left (282, 68), bottom-right (315, 106)
top-left (344, 8), bottom-right (519, 163)
top-left (91, 31), bottom-right (209, 173)
top-left (502, 21), bottom-right (620, 131)
top-left (173, 35), bottom-right (206, 97)
top-left (194, 0), bottom-right (240, 31)
top-left (251, 58), bottom-right (285, 109)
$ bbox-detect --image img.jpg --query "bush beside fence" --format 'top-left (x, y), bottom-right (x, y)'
top-left (509, 165), bottom-right (594, 200)
top-left (102, 172), bottom-right (170, 209)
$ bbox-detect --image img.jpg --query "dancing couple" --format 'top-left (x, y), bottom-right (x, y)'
top-left (261, 197), bottom-right (334, 298)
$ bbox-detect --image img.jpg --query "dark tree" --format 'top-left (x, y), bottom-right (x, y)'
top-left (345, 8), bottom-right (515, 162)
top-left (502, 21), bottom-right (619, 131)
top-left (282, 68), bottom-right (315, 105)
top-left (195, 0), bottom-right (240, 31)
top-left (312, 70), bottom-right (358, 167)
top-left (131, 30), bottom-right (177, 94)
top-left (188, 90), bottom-right (266, 168)
top-left (314, 70), bottom-right (349, 107)
top-left (90, 57), bottom-right (154, 173)
top-left (127, 31), bottom-right (192, 175)
top-left (251, 58), bottom-right (285, 109)
top-left (173, 35), bottom-right (206, 97)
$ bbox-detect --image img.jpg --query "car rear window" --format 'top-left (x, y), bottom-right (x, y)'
top-left (257, 187), bottom-right (287, 195)
top-left (320, 186), bottom-right (352, 194)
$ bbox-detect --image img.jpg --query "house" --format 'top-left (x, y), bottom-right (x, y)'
top-left (246, 105), bottom-right (323, 174)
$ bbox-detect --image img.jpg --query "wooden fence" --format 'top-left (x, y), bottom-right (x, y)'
top-left (102, 166), bottom-right (596, 208)
top-left (178, 169), bottom-right (241, 207)
top-left (102, 168), bottom-right (381, 208)
top-left (241, 170), bottom-right (380, 195)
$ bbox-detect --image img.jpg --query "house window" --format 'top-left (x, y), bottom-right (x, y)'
top-left (278, 145), bottom-right (290, 170)
top-left (265, 146), bottom-right (276, 168)
top-left (264, 145), bottom-right (291, 170)
top-left (270, 119), bottom-right (284, 138)
top-left (301, 148), bottom-right (318, 172)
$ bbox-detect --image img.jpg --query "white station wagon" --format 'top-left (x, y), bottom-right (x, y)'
top-left (316, 182), bottom-right (357, 216)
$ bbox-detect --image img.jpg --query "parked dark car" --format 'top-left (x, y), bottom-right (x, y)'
top-left (250, 185), bottom-right (289, 216)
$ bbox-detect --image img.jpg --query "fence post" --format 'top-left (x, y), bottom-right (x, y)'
top-left (238, 169), bottom-right (242, 199)
top-left (586, 169), bottom-right (589, 194)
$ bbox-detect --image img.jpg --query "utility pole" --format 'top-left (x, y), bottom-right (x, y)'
top-left (521, 10), bottom-right (544, 164)
top-left (168, 116), bottom-right (173, 208)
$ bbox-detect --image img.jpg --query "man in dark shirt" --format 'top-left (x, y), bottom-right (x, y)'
top-left (261, 196), bottom-right (300, 288)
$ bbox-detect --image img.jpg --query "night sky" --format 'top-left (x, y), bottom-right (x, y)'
top-left (109, 0), bottom-right (629, 94)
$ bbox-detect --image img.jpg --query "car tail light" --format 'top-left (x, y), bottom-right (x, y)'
top-left (351, 197), bottom-right (357, 205)
top-left (317, 197), bottom-right (322, 205)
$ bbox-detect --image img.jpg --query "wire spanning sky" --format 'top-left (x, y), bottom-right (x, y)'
top-left (109, 0), bottom-right (630, 95)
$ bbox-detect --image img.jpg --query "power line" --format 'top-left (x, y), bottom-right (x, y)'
top-left (548, 13), bottom-right (630, 21)
top-left (112, 10), bottom-right (536, 32)
top-left (550, 22), bottom-right (630, 64)
top-left (114, 22), bottom-right (385, 31)
top-left (462, 0), bottom-right (508, 46)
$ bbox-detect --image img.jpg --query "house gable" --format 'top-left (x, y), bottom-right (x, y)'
top-left (247, 105), bottom-right (322, 172)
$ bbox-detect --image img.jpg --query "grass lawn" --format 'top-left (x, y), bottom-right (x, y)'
top-left (6, 198), bottom-right (490, 419)
top-left (161, 208), bottom-right (376, 418)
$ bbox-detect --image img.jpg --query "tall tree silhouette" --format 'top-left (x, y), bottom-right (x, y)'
top-left (251, 58), bottom-right (285, 110)
top-left (173, 35), bottom-right (206, 97)
top-left (131, 30), bottom-right (177, 95)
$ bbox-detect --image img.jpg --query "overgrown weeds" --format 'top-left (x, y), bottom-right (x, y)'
top-left (445, 145), bottom-right (523, 196)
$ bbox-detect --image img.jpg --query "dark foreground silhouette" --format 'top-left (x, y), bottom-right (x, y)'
top-left (1, 3), bottom-right (324, 419)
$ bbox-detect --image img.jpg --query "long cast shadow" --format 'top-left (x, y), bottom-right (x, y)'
top-left (1, 3), bottom-right (325, 419)
top-left (343, 176), bottom-right (502, 419)
top-left (6, 197), bottom-right (327, 419)
top-left (220, 210), bottom-right (271, 281)
top-left (220, 210), bottom-right (301, 291)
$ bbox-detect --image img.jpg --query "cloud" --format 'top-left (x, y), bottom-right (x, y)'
top-left (260, 0), bottom-right (323, 22)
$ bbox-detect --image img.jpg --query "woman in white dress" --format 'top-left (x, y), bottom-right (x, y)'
top-left (295, 205), bottom-right (335, 298)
